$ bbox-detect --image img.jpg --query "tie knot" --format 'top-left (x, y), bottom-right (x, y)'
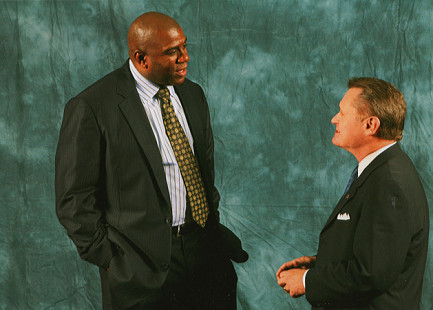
top-left (156, 87), bottom-right (170, 101)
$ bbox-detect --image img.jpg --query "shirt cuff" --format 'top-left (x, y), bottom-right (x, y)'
top-left (303, 269), bottom-right (309, 289)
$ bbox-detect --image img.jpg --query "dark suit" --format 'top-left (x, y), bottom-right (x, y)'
top-left (306, 144), bottom-right (429, 309)
top-left (55, 62), bottom-right (246, 309)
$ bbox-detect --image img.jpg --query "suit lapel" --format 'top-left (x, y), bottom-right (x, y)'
top-left (116, 63), bottom-right (171, 209)
top-left (321, 143), bottom-right (403, 233)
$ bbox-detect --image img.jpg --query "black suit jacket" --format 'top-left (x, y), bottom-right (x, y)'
top-left (55, 62), bottom-right (246, 309)
top-left (306, 144), bottom-right (429, 309)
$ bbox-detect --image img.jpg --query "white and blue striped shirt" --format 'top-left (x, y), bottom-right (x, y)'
top-left (129, 60), bottom-right (193, 226)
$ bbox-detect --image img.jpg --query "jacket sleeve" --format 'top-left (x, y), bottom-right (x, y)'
top-left (55, 97), bottom-right (115, 268)
top-left (305, 181), bottom-right (413, 307)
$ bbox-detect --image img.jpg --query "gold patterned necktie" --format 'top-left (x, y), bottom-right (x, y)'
top-left (156, 87), bottom-right (209, 227)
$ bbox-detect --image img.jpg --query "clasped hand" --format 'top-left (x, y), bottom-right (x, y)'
top-left (276, 256), bottom-right (316, 298)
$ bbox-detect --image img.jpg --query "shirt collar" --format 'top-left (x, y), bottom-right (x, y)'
top-left (358, 142), bottom-right (396, 176)
top-left (129, 59), bottom-right (176, 100)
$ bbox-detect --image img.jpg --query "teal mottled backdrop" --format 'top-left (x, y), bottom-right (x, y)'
top-left (1, 0), bottom-right (432, 309)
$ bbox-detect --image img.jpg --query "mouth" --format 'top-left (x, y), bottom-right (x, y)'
top-left (176, 67), bottom-right (187, 77)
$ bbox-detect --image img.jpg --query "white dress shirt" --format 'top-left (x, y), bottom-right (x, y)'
top-left (129, 60), bottom-right (194, 226)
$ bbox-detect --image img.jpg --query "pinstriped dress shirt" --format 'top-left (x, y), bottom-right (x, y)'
top-left (129, 60), bottom-right (193, 226)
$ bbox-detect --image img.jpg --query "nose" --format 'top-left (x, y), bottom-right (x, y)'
top-left (178, 46), bottom-right (189, 63)
top-left (331, 112), bottom-right (339, 124)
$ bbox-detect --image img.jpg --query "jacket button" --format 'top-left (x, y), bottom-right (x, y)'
top-left (165, 218), bottom-right (172, 224)
top-left (161, 263), bottom-right (169, 271)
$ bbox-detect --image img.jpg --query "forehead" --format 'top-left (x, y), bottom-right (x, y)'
top-left (154, 27), bottom-right (186, 50)
top-left (340, 87), bottom-right (363, 110)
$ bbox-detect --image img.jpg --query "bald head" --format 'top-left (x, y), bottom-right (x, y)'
top-left (128, 12), bottom-right (181, 57)
top-left (127, 12), bottom-right (189, 86)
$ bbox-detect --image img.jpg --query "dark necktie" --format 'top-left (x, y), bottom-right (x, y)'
top-left (156, 87), bottom-right (209, 227)
top-left (343, 166), bottom-right (358, 195)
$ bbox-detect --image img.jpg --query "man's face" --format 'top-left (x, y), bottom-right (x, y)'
top-left (144, 26), bottom-right (189, 86)
top-left (331, 88), bottom-right (369, 153)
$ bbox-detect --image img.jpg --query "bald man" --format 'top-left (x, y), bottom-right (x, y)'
top-left (55, 12), bottom-right (247, 310)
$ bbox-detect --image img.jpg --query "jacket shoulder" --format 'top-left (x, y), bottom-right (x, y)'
top-left (72, 64), bottom-right (133, 103)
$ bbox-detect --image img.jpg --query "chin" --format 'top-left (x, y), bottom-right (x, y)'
top-left (331, 137), bottom-right (340, 147)
top-left (169, 77), bottom-right (185, 86)
top-left (177, 76), bottom-right (186, 83)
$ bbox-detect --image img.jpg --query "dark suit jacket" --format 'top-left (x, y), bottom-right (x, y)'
top-left (55, 62), bottom-right (246, 309)
top-left (306, 144), bottom-right (429, 309)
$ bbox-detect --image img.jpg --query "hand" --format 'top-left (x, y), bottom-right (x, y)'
top-left (277, 268), bottom-right (307, 298)
top-left (276, 256), bottom-right (316, 278)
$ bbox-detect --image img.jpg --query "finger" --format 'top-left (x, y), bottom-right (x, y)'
top-left (276, 268), bottom-right (284, 278)
top-left (277, 263), bottom-right (289, 274)
top-left (276, 267), bottom-right (286, 278)
top-left (277, 269), bottom-right (288, 279)
top-left (276, 262), bottom-right (293, 276)
top-left (290, 290), bottom-right (303, 298)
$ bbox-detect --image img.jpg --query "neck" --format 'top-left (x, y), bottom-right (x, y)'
top-left (351, 139), bottom-right (396, 162)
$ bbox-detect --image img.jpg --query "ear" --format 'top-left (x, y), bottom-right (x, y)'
top-left (133, 50), bottom-right (148, 69)
top-left (365, 116), bottom-right (380, 136)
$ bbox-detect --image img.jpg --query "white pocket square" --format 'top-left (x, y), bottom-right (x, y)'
top-left (337, 213), bottom-right (350, 220)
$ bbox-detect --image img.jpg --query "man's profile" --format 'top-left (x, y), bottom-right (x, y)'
top-left (277, 77), bottom-right (429, 309)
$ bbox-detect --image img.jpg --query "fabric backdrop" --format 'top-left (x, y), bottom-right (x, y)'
top-left (1, 0), bottom-right (432, 309)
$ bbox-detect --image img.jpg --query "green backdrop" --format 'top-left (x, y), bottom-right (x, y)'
top-left (1, 0), bottom-right (432, 309)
